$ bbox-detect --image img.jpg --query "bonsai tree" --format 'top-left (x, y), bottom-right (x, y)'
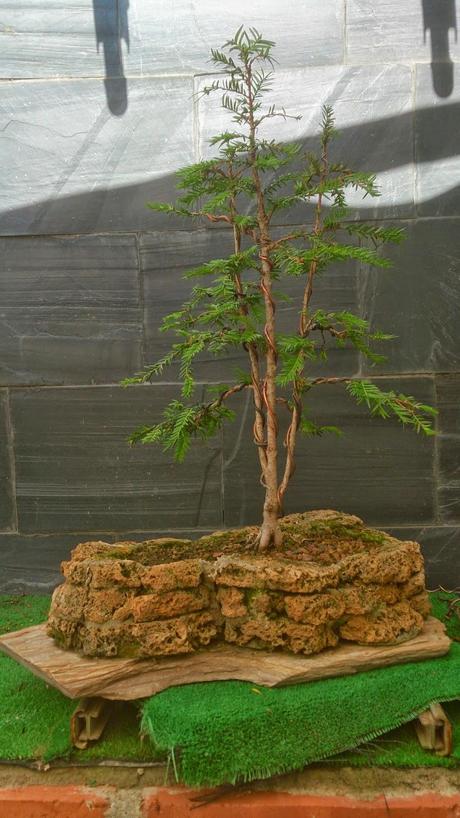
top-left (124, 27), bottom-right (436, 551)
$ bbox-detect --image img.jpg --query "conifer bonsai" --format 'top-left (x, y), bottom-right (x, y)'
top-left (125, 27), bottom-right (436, 552)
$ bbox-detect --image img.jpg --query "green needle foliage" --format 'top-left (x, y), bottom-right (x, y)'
top-left (124, 27), bottom-right (436, 550)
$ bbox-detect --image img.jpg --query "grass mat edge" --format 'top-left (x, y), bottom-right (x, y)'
top-left (0, 592), bottom-right (459, 779)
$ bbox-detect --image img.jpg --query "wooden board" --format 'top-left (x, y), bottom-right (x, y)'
top-left (0, 617), bottom-right (450, 701)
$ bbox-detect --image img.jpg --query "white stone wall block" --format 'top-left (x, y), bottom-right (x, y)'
top-left (346, 0), bottom-right (460, 66)
top-left (0, 76), bottom-right (195, 234)
top-left (125, 0), bottom-right (344, 75)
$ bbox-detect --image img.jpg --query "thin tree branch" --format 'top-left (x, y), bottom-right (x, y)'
top-left (277, 389), bottom-right (301, 505)
top-left (276, 396), bottom-right (292, 410)
top-left (309, 376), bottom-right (350, 386)
top-left (268, 231), bottom-right (307, 251)
top-left (306, 322), bottom-right (348, 339)
top-left (213, 382), bottom-right (253, 407)
top-left (192, 212), bottom-right (232, 224)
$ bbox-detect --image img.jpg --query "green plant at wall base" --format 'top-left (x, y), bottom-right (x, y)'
top-left (124, 27), bottom-right (436, 551)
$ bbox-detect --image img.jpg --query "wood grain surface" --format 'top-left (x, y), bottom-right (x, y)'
top-left (0, 617), bottom-right (450, 700)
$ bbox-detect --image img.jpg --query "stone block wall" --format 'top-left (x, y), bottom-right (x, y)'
top-left (0, 1), bottom-right (459, 591)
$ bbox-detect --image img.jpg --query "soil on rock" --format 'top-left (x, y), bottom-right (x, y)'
top-left (47, 510), bottom-right (430, 658)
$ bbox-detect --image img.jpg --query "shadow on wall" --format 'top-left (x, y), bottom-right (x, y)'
top-left (2, 101), bottom-right (459, 235)
top-left (90, 1), bottom-right (458, 119)
top-left (422, 0), bottom-right (457, 97)
top-left (93, 0), bottom-right (130, 115)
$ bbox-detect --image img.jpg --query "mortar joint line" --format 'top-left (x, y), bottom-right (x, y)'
top-left (1, 214), bottom-right (460, 243)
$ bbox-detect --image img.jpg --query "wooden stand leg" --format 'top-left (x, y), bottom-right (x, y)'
top-left (71, 697), bottom-right (113, 749)
top-left (415, 702), bottom-right (453, 756)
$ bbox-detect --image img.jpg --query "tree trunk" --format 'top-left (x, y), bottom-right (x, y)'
top-left (257, 245), bottom-right (282, 552)
top-left (258, 500), bottom-right (283, 550)
top-left (244, 56), bottom-right (283, 552)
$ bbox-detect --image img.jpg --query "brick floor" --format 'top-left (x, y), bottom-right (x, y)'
top-left (1, 785), bottom-right (460, 817)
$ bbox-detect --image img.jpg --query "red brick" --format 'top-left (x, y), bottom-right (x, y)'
top-left (0, 786), bottom-right (108, 818)
top-left (142, 789), bottom-right (460, 818)
top-left (387, 793), bottom-right (460, 816)
top-left (142, 789), bottom-right (389, 817)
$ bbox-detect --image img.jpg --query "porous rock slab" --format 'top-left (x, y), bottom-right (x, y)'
top-left (0, 617), bottom-right (450, 701)
top-left (46, 510), bottom-right (432, 659)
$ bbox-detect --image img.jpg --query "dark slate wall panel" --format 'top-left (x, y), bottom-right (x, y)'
top-left (0, 77), bottom-right (194, 236)
top-left (11, 385), bottom-right (222, 533)
top-left (0, 391), bottom-right (15, 532)
top-left (436, 374), bottom-right (460, 523)
top-left (361, 218), bottom-right (460, 374)
top-left (0, 528), bottom-right (214, 593)
top-left (0, 234), bottom-right (141, 385)
top-left (0, 533), bottom-right (104, 593)
top-left (141, 229), bottom-right (239, 382)
top-left (386, 526), bottom-right (460, 589)
top-left (223, 378), bottom-right (436, 529)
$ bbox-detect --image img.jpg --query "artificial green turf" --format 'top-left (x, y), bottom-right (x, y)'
top-left (324, 701), bottom-right (460, 769)
top-left (428, 591), bottom-right (460, 641)
top-left (325, 591), bottom-right (460, 770)
top-left (76, 701), bottom-right (162, 762)
top-left (1, 592), bottom-right (460, 780)
top-left (0, 595), bottom-right (162, 763)
top-left (141, 594), bottom-right (460, 786)
top-left (141, 644), bottom-right (460, 786)
top-left (0, 596), bottom-right (75, 761)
